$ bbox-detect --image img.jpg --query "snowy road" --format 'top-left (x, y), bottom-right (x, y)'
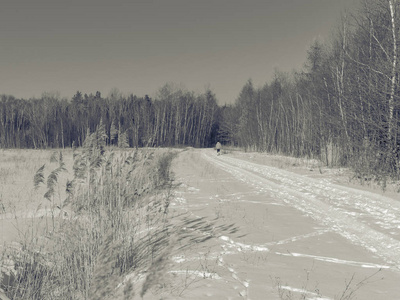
top-left (203, 151), bottom-right (400, 269)
top-left (168, 149), bottom-right (400, 300)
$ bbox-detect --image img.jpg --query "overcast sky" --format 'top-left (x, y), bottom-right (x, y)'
top-left (1, 0), bottom-right (360, 104)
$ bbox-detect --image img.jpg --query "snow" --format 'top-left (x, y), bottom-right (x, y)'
top-left (163, 148), bottom-right (400, 299)
top-left (204, 151), bottom-right (400, 268)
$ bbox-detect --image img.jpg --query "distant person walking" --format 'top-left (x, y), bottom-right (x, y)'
top-left (216, 141), bottom-right (222, 155)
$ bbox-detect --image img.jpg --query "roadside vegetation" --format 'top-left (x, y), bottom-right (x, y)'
top-left (1, 124), bottom-right (178, 299)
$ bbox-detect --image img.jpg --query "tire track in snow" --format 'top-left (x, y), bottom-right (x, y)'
top-left (204, 152), bottom-right (400, 269)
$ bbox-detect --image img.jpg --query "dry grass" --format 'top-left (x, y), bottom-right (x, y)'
top-left (0, 124), bottom-right (181, 299)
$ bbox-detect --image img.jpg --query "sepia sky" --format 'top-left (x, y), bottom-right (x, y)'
top-left (1, 0), bottom-right (360, 104)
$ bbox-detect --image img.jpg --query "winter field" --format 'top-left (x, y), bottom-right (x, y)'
top-left (1, 145), bottom-right (400, 299)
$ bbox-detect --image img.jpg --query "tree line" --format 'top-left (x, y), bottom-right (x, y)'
top-left (1, 0), bottom-right (399, 180)
top-left (0, 85), bottom-right (218, 149)
top-left (221, 0), bottom-right (400, 181)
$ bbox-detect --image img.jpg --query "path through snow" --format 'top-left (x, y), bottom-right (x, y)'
top-left (204, 151), bottom-right (400, 268)
top-left (165, 149), bottom-right (400, 300)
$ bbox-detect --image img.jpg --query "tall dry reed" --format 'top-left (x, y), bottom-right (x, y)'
top-left (1, 123), bottom-right (177, 299)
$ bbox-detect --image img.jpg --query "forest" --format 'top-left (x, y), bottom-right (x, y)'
top-left (0, 86), bottom-right (219, 150)
top-left (1, 0), bottom-right (399, 181)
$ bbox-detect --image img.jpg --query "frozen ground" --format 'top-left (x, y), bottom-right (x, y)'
top-left (163, 148), bottom-right (400, 300)
top-left (2, 148), bottom-right (399, 299)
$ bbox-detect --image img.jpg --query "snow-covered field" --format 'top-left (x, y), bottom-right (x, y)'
top-left (166, 148), bottom-right (400, 299)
